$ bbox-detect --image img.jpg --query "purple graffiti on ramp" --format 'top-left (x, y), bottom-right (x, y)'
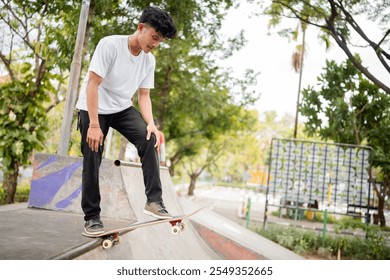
top-left (29, 161), bottom-right (82, 207)
top-left (55, 185), bottom-right (82, 210)
top-left (36, 155), bottom-right (57, 170)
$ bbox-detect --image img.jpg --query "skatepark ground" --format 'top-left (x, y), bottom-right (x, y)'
top-left (0, 153), bottom-right (304, 260)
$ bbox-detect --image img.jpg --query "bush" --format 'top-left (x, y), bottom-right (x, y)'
top-left (255, 223), bottom-right (390, 260)
top-left (0, 182), bottom-right (30, 205)
top-left (0, 187), bottom-right (5, 204)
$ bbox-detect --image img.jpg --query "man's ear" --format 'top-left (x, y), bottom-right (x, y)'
top-left (138, 23), bottom-right (147, 32)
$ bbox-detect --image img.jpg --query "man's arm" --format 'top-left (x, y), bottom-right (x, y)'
top-left (86, 71), bottom-right (104, 152)
top-left (138, 88), bottom-right (160, 148)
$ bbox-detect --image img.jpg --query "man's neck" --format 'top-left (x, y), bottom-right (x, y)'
top-left (128, 33), bottom-right (141, 56)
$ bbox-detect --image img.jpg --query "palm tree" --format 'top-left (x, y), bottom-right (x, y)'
top-left (292, 21), bottom-right (307, 139)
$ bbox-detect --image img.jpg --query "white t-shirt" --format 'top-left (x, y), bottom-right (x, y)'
top-left (76, 35), bottom-right (155, 114)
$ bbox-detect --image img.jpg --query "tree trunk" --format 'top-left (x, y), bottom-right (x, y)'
top-left (328, 26), bottom-right (390, 95)
top-left (371, 178), bottom-right (387, 227)
top-left (168, 163), bottom-right (175, 177)
top-left (82, 0), bottom-right (95, 54)
top-left (3, 160), bottom-right (20, 204)
top-left (187, 174), bottom-right (198, 196)
top-left (158, 66), bottom-right (172, 128)
top-left (377, 194), bottom-right (386, 227)
top-left (169, 152), bottom-right (183, 177)
top-left (293, 25), bottom-right (306, 139)
top-left (377, 178), bottom-right (389, 227)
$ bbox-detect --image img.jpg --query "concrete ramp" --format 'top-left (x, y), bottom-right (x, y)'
top-left (24, 153), bottom-right (303, 260)
top-left (29, 153), bottom-right (219, 259)
top-left (29, 153), bottom-right (134, 221)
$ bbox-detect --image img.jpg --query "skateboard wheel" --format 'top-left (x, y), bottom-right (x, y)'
top-left (171, 225), bottom-right (181, 235)
top-left (180, 222), bottom-right (186, 232)
top-left (102, 239), bottom-right (113, 249)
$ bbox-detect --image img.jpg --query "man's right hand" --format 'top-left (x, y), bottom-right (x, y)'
top-left (87, 126), bottom-right (103, 152)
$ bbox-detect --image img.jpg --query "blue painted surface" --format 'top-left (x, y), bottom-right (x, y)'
top-left (36, 155), bottom-right (57, 170)
top-left (55, 185), bottom-right (82, 210)
top-left (30, 161), bottom-right (82, 207)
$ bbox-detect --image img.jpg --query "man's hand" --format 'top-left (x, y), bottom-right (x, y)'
top-left (146, 122), bottom-right (160, 149)
top-left (87, 126), bottom-right (103, 152)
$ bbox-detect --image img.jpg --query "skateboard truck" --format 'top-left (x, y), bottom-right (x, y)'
top-left (169, 219), bottom-right (186, 235)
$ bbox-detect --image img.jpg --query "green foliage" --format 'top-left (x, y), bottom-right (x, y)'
top-left (256, 224), bottom-right (390, 259)
top-left (333, 216), bottom-right (365, 232)
top-left (0, 184), bottom-right (30, 205)
top-left (301, 56), bottom-right (385, 144)
top-left (299, 56), bottom-right (390, 225)
top-left (0, 0), bottom-right (78, 202)
top-left (264, 0), bottom-right (348, 42)
top-left (0, 187), bottom-right (5, 205)
top-left (0, 68), bottom-right (49, 173)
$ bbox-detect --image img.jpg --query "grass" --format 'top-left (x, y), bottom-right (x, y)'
top-left (0, 180), bottom-right (30, 205)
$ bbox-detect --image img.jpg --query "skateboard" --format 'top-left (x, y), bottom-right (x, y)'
top-left (82, 208), bottom-right (203, 249)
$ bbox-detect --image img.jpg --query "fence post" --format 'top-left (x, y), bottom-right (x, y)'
top-left (246, 197), bottom-right (251, 228)
top-left (322, 208), bottom-right (328, 242)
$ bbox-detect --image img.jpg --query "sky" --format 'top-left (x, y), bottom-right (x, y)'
top-left (219, 1), bottom-right (390, 119)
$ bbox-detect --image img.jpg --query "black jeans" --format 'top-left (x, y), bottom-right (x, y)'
top-left (78, 107), bottom-right (162, 221)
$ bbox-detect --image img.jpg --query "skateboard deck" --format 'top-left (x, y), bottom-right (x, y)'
top-left (83, 208), bottom-right (203, 249)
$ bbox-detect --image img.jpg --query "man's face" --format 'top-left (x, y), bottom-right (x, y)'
top-left (138, 23), bottom-right (165, 53)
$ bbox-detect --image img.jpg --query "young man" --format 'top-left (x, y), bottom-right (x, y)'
top-left (75, 7), bottom-right (177, 236)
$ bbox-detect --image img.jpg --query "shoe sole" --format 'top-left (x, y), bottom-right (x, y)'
top-left (82, 228), bottom-right (105, 237)
top-left (143, 209), bottom-right (173, 220)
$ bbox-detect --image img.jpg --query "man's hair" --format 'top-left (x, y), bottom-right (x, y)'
top-left (140, 6), bottom-right (177, 39)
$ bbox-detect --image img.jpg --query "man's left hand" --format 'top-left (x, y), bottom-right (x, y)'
top-left (146, 123), bottom-right (160, 149)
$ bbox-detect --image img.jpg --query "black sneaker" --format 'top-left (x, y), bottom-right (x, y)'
top-left (83, 218), bottom-right (104, 236)
top-left (144, 201), bottom-right (173, 219)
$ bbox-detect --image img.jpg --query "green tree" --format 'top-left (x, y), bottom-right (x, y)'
top-left (211, 110), bottom-right (261, 182)
top-left (183, 108), bottom-right (260, 195)
top-left (182, 137), bottom-right (228, 196)
top-left (259, 0), bottom-right (390, 95)
top-left (0, 1), bottom-right (68, 203)
top-left (300, 56), bottom-right (390, 226)
top-left (0, 0), bottom-right (116, 201)
top-left (0, 67), bottom-right (49, 203)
